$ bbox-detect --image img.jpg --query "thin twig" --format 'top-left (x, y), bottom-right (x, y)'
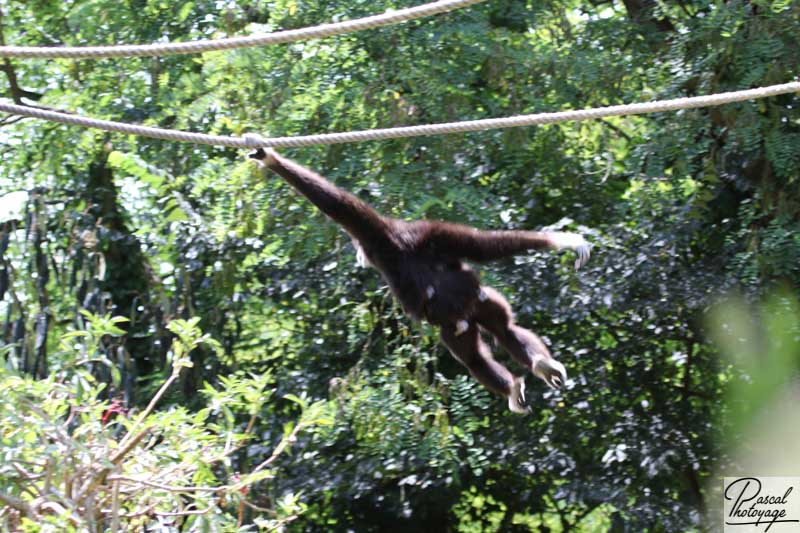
top-left (74, 427), bottom-right (152, 504)
top-left (110, 427), bottom-right (152, 465)
top-left (0, 114), bottom-right (24, 125)
top-left (11, 463), bottom-right (44, 482)
top-left (155, 506), bottom-right (215, 517)
top-left (107, 502), bottom-right (158, 520)
top-left (111, 479), bottom-right (120, 533)
top-left (106, 476), bottom-right (229, 493)
top-left (0, 492), bottom-right (32, 515)
top-left (118, 371), bottom-right (179, 449)
top-left (244, 413), bottom-right (258, 436)
top-left (266, 514), bottom-right (301, 532)
top-left (242, 499), bottom-right (276, 514)
top-left (250, 421), bottom-right (304, 476)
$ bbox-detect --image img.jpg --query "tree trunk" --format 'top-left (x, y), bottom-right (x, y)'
top-left (84, 150), bottom-right (166, 401)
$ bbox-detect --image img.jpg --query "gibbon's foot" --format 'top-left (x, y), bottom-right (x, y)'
top-left (508, 376), bottom-right (531, 414)
top-left (532, 356), bottom-right (567, 390)
top-left (548, 232), bottom-right (591, 269)
top-left (355, 243), bottom-right (371, 268)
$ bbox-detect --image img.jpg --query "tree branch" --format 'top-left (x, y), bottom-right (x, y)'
top-left (0, 9), bottom-right (43, 104)
top-left (0, 491), bottom-right (33, 515)
top-left (250, 420), bottom-right (304, 476)
top-left (106, 475), bottom-right (228, 493)
top-left (600, 118), bottom-right (632, 141)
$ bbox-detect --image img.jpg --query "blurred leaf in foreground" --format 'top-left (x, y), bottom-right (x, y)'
top-left (708, 291), bottom-right (800, 476)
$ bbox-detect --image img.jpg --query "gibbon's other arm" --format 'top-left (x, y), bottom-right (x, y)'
top-left (250, 148), bottom-right (389, 244)
top-left (419, 221), bottom-right (591, 268)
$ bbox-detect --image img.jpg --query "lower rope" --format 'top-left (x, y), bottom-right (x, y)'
top-left (0, 81), bottom-right (798, 148)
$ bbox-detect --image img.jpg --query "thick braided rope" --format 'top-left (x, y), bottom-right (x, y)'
top-left (0, 0), bottom-right (486, 59)
top-left (1, 82), bottom-right (798, 148)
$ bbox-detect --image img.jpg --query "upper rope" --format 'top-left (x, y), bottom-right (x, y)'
top-left (1, 82), bottom-right (797, 148)
top-left (0, 0), bottom-right (486, 59)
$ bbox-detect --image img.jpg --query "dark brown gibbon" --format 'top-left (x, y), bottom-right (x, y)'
top-left (250, 148), bottom-right (590, 413)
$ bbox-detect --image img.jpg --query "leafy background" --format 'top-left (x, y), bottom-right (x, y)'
top-left (0, 0), bottom-right (799, 530)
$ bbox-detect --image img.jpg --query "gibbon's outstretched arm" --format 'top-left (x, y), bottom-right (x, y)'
top-left (250, 148), bottom-right (389, 244)
top-left (418, 221), bottom-right (591, 268)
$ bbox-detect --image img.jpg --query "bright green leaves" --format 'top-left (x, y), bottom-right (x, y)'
top-left (167, 317), bottom-right (222, 373)
top-left (0, 315), bottom-right (328, 529)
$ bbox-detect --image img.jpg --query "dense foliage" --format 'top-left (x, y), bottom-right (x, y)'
top-left (1, 0), bottom-right (798, 530)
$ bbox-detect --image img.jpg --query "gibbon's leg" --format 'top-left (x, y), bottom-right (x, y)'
top-left (440, 321), bottom-right (529, 414)
top-left (418, 221), bottom-right (590, 268)
top-left (473, 286), bottom-right (567, 390)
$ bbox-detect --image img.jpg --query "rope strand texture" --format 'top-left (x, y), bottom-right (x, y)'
top-left (0, 0), bottom-right (486, 59)
top-left (0, 82), bottom-right (798, 148)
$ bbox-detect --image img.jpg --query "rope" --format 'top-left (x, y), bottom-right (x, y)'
top-left (0, 0), bottom-right (486, 59)
top-left (1, 82), bottom-right (798, 148)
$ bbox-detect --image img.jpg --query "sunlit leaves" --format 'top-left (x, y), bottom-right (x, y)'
top-left (0, 316), bottom-right (327, 530)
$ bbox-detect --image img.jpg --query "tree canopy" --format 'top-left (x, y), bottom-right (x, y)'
top-left (1, 0), bottom-right (799, 530)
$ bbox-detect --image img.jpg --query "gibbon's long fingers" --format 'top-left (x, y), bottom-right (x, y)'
top-left (574, 243), bottom-right (591, 270)
top-left (248, 147), bottom-right (266, 160)
top-left (247, 147), bottom-right (279, 167)
top-left (545, 231), bottom-right (591, 269)
top-left (532, 356), bottom-right (567, 390)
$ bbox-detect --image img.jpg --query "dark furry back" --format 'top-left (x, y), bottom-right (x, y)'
top-left (380, 253), bottom-right (481, 326)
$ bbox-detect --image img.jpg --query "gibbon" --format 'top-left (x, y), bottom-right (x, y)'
top-left (250, 148), bottom-right (590, 413)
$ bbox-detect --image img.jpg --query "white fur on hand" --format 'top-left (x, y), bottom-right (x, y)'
top-left (548, 232), bottom-right (591, 269)
top-left (532, 356), bottom-right (567, 390)
top-left (507, 376), bottom-right (530, 414)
